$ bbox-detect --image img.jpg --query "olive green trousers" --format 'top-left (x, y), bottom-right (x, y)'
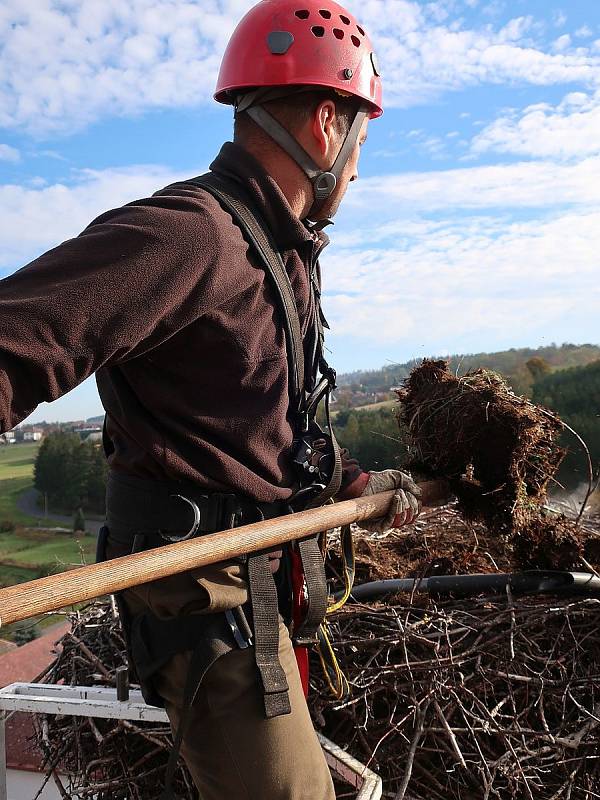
top-left (119, 558), bottom-right (335, 800)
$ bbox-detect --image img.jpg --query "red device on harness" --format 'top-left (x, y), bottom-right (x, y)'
top-left (291, 544), bottom-right (310, 696)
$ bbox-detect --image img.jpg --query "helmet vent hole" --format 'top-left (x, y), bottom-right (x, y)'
top-left (295, 9), bottom-right (310, 19)
top-left (357, 24), bottom-right (365, 36)
top-left (333, 28), bottom-right (344, 39)
top-left (351, 34), bottom-right (360, 47)
top-left (319, 9), bottom-right (332, 19)
top-left (340, 15), bottom-right (350, 25)
top-left (312, 25), bottom-right (325, 37)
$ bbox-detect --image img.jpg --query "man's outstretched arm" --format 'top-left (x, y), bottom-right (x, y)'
top-left (0, 196), bottom-right (225, 432)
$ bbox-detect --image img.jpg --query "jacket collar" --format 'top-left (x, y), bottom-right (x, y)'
top-left (209, 142), bottom-right (329, 253)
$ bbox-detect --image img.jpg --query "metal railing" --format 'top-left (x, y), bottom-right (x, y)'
top-left (0, 682), bottom-right (382, 800)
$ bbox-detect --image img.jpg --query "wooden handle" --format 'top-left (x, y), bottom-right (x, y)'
top-left (0, 480), bottom-right (449, 626)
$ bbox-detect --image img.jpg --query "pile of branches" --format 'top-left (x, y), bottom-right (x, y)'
top-left (396, 360), bottom-right (567, 533)
top-left (309, 593), bottom-right (600, 800)
top-left (33, 602), bottom-right (195, 800)
top-left (327, 504), bottom-right (600, 585)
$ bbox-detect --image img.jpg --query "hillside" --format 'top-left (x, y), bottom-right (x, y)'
top-left (335, 343), bottom-right (600, 411)
top-left (532, 359), bottom-right (600, 485)
top-left (334, 349), bottom-right (600, 484)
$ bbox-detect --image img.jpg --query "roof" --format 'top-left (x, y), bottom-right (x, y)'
top-left (0, 622), bottom-right (68, 689)
top-left (0, 622), bottom-right (69, 771)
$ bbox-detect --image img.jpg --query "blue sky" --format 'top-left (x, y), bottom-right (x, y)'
top-left (1, 0), bottom-right (600, 423)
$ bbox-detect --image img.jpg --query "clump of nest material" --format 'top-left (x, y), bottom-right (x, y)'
top-left (395, 359), bottom-right (592, 569)
top-left (396, 359), bottom-right (566, 532)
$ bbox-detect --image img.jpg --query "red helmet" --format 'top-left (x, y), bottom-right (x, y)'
top-left (215, 0), bottom-right (383, 119)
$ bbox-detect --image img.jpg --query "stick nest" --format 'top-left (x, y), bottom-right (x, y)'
top-left (33, 505), bottom-right (600, 800)
top-left (32, 602), bottom-right (196, 800)
top-left (396, 360), bottom-right (566, 534)
top-left (309, 592), bottom-right (600, 800)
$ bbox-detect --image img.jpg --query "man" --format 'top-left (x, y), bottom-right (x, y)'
top-left (0, 1), bottom-right (420, 797)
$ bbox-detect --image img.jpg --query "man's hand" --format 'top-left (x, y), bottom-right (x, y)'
top-left (360, 469), bottom-right (421, 533)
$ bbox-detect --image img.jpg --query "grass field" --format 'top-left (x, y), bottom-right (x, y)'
top-left (0, 442), bottom-right (96, 586)
top-left (0, 530), bottom-right (94, 573)
top-left (0, 442), bottom-right (42, 525)
top-left (0, 443), bottom-right (98, 642)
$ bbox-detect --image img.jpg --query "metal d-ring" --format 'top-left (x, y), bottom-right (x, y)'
top-left (161, 494), bottom-right (202, 543)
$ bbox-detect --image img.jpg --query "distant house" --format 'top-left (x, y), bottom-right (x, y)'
top-left (0, 431), bottom-right (16, 444)
top-left (22, 430), bottom-right (42, 442)
top-left (71, 424), bottom-right (103, 442)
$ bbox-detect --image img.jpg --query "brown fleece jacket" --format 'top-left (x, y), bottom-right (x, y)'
top-left (0, 143), bottom-right (366, 503)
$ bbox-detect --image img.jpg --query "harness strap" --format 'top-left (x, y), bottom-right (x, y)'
top-left (183, 172), bottom-right (305, 414)
top-left (247, 551), bottom-right (292, 717)
top-left (293, 536), bottom-right (329, 645)
top-left (307, 388), bottom-right (343, 508)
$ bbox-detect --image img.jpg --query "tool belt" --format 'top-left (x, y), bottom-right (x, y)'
top-left (102, 470), bottom-right (328, 701)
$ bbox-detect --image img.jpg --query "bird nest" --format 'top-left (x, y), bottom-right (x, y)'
top-left (33, 602), bottom-right (195, 800)
top-left (309, 591), bottom-right (600, 800)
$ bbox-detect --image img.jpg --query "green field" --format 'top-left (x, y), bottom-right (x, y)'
top-left (0, 442), bottom-right (98, 642)
top-left (0, 443), bottom-right (96, 587)
top-left (0, 530), bottom-right (94, 573)
top-left (0, 442), bottom-right (42, 525)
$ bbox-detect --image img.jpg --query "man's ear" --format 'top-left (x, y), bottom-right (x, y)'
top-left (312, 99), bottom-right (337, 158)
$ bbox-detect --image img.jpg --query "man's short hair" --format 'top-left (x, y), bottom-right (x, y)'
top-left (234, 88), bottom-right (361, 144)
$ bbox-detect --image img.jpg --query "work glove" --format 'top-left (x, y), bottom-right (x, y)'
top-left (360, 469), bottom-right (421, 533)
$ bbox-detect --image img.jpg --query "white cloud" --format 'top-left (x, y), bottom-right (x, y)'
top-left (472, 90), bottom-right (600, 159)
top-left (0, 154), bottom-right (597, 380)
top-left (1, 0), bottom-right (600, 134)
top-left (323, 208), bottom-right (600, 346)
top-left (575, 25), bottom-right (593, 39)
top-left (359, 6), bottom-right (600, 110)
top-left (345, 156), bottom-right (600, 212)
top-left (552, 10), bottom-right (567, 29)
top-left (553, 33), bottom-right (571, 52)
top-left (0, 0), bottom-right (251, 134)
top-left (0, 144), bottom-right (20, 162)
top-left (0, 165), bottom-right (185, 272)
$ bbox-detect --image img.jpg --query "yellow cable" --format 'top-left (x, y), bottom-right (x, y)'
top-left (315, 523), bottom-right (355, 699)
top-left (326, 523), bottom-right (355, 614)
top-left (317, 622), bottom-right (349, 700)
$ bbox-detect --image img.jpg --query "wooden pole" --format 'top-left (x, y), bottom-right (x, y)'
top-left (0, 481), bottom-right (448, 627)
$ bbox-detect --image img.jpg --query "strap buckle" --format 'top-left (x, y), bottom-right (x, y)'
top-left (161, 494), bottom-right (204, 542)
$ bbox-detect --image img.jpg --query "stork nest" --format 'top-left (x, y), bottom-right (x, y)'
top-left (309, 592), bottom-right (600, 800)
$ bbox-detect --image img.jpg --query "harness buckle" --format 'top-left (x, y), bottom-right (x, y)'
top-left (161, 494), bottom-right (204, 542)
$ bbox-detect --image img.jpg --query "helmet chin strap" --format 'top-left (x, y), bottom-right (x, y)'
top-left (244, 103), bottom-right (367, 219)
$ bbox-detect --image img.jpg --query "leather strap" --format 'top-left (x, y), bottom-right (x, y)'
top-left (247, 552), bottom-right (292, 717)
top-left (293, 536), bottom-right (329, 645)
top-left (184, 172), bottom-right (305, 414)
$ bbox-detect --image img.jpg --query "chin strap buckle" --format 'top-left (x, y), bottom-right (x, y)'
top-left (313, 172), bottom-right (337, 201)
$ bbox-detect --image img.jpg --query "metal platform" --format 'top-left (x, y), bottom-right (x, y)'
top-left (0, 682), bottom-right (382, 800)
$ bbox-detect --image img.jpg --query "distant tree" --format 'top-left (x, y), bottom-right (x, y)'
top-left (532, 359), bottom-right (600, 486)
top-left (526, 357), bottom-right (551, 382)
top-left (335, 407), bottom-right (408, 471)
top-left (34, 431), bottom-right (107, 514)
top-left (13, 623), bottom-right (39, 646)
top-left (73, 507), bottom-right (86, 533)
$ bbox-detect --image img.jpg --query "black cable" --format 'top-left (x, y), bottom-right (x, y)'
top-left (339, 571), bottom-right (600, 603)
